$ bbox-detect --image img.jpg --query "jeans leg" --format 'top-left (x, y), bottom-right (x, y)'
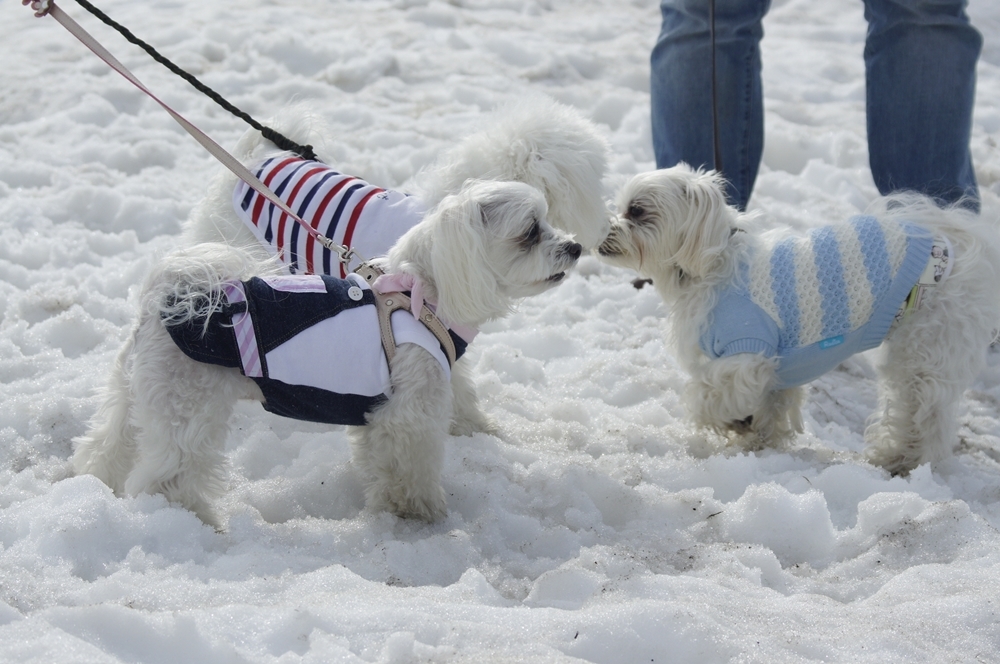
top-left (864, 0), bottom-right (982, 209)
top-left (650, 0), bottom-right (772, 210)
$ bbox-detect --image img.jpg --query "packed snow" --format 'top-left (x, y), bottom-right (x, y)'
top-left (2, 0), bottom-right (1000, 661)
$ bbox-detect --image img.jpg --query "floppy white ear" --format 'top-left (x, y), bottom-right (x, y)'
top-left (671, 171), bottom-right (734, 278)
top-left (508, 138), bottom-right (608, 251)
top-left (429, 191), bottom-right (510, 325)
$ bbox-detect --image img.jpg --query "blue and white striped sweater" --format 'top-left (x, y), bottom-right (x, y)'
top-left (700, 215), bottom-right (933, 388)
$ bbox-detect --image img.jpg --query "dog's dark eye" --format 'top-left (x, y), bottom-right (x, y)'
top-left (519, 220), bottom-right (541, 250)
top-left (627, 203), bottom-right (645, 220)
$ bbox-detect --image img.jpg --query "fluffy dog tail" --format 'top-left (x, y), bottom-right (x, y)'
top-left (867, 192), bottom-right (1000, 334)
top-left (141, 243), bottom-right (278, 331)
top-left (73, 244), bottom-right (278, 491)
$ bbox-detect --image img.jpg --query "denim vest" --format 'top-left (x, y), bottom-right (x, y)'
top-left (166, 273), bottom-right (467, 425)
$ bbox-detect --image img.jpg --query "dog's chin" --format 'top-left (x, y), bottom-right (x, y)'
top-left (507, 269), bottom-right (571, 299)
top-left (531, 269), bottom-right (569, 292)
top-left (596, 243), bottom-right (639, 271)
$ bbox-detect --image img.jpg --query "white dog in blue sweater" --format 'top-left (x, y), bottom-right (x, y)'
top-left (598, 164), bottom-right (1000, 474)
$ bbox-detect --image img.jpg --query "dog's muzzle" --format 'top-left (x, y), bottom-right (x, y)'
top-left (563, 242), bottom-right (583, 261)
top-left (596, 226), bottom-right (628, 257)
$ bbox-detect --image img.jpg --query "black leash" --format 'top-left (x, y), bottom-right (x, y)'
top-left (70, 0), bottom-right (318, 161)
top-left (26, 0), bottom-right (352, 255)
top-left (709, 0), bottom-right (723, 175)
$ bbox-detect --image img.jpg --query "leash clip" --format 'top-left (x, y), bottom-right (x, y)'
top-left (312, 234), bottom-right (366, 274)
top-left (334, 243), bottom-right (365, 275)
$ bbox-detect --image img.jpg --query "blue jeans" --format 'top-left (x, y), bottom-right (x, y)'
top-left (650, 0), bottom-right (982, 211)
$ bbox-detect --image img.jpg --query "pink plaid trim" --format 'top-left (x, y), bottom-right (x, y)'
top-left (260, 274), bottom-right (326, 293)
top-left (223, 282), bottom-right (263, 379)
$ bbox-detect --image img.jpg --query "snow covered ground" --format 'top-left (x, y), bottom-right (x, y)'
top-left (2, 0), bottom-right (1000, 661)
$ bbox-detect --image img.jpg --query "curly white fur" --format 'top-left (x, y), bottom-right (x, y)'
top-left (181, 97), bottom-right (610, 251)
top-left (598, 164), bottom-right (1000, 473)
top-left (74, 180), bottom-right (582, 526)
top-left (177, 98), bottom-right (609, 454)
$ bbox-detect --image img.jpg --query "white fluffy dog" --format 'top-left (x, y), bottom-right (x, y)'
top-left (182, 96), bottom-right (610, 253)
top-left (409, 97), bottom-right (612, 251)
top-left (179, 97), bottom-right (609, 440)
top-left (74, 180), bottom-right (582, 526)
top-left (597, 164), bottom-right (1000, 474)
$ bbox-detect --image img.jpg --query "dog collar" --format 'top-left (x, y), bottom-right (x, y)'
top-left (354, 263), bottom-right (474, 369)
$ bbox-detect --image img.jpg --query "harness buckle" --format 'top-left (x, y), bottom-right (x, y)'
top-left (353, 262), bottom-right (458, 370)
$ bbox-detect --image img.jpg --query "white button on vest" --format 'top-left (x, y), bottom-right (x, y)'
top-left (347, 286), bottom-right (364, 301)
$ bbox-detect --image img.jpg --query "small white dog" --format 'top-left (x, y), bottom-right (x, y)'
top-left (597, 164), bottom-right (1000, 474)
top-left (182, 96), bottom-right (611, 256)
top-left (74, 180), bottom-right (582, 526)
top-left (180, 97), bottom-right (609, 438)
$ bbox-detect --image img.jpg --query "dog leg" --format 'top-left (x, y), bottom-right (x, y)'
top-left (867, 311), bottom-right (992, 474)
top-left (349, 344), bottom-right (452, 521)
top-left (448, 356), bottom-right (498, 437)
top-left (753, 387), bottom-right (805, 443)
top-left (684, 354), bottom-right (797, 447)
top-left (867, 275), bottom-right (1000, 473)
top-left (865, 361), bottom-right (963, 475)
top-left (123, 320), bottom-right (242, 527)
top-left (72, 331), bottom-right (140, 494)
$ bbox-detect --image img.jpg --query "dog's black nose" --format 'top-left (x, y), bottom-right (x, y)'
top-left (566, 242), bottom-right (582, 260)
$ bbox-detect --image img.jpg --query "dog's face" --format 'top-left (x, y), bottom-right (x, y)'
top-left (422, 180), bottom-right (582, 324)
top-left (597, 165), bottom-right (733, 287)
top-left (478, 181), bottom-right (583, 298)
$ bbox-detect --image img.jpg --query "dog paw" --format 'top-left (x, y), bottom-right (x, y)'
top-left (864, 424), bottom-right (922, 475)
top-left (864, 446), bottom-right (915, 476)
top-left (449, 413), bottom-right (499, 437)
top-left (726, 415), bottom-right (754, 435)
top-left (391, 491), bottom-right (448, 522)
top-left (188, 500), bottom-right (225, 530)
top-left (368, 483), bottom-right (448, 522)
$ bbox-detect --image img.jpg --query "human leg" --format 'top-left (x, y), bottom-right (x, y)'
top-left (864, 0), bottom-right (982, 209)
top-left (650, 0), bottom-right (772, 210)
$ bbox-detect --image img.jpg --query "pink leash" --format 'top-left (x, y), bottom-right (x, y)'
top-left (22, 0), bottom-right (349, 260)
top-left (22, 0), bottom-right (481, 340)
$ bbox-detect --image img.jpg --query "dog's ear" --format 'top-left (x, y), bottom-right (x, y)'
top-left (428, 190), bottom-right (510, 325)
top-left (671, 171), bottom-right (733, 278)
top-left (508, 138), bottom-right (539, 173)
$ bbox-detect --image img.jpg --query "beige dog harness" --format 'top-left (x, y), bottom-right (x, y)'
top-left (353, 262), bottom-right (459, 368)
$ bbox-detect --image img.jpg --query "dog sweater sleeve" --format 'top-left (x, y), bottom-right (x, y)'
top-left (700, 286), bottom-right (780, 360)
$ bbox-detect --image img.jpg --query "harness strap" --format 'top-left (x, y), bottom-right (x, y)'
top-left (709, 0), bottom-right (723, 175)
top-left (353, 263), bottom-right (459, 369)
top-left (894, 234), bottom-right (953, 324)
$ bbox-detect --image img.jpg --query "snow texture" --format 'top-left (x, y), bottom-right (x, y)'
top-left (1, 0), bottom-right (1000, 662)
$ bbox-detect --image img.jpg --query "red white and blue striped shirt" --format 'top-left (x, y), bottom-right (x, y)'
top-left (233, 157), bottom-right (426, 277)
